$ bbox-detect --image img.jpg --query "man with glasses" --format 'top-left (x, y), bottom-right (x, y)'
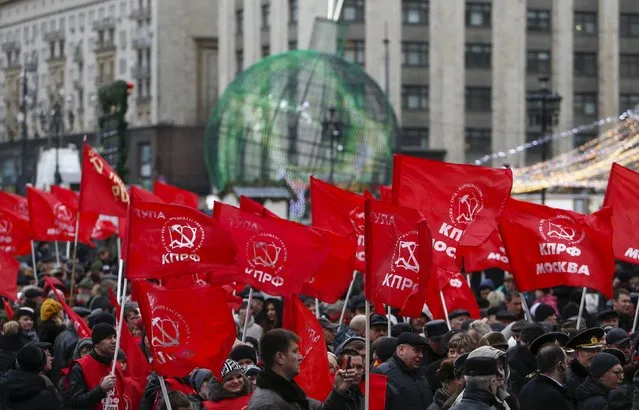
top-left (573, 352), bottom-right (624, 409)
top-left (564, 327), bottom-right (604, 400)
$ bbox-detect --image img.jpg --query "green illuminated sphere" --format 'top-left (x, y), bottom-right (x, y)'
top-left (205, 50), bottom-right (397, 206)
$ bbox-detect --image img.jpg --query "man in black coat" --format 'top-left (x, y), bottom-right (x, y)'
top-left (574, 352), bottom-right (624, 410)
top-left (519, 344), bottom-right (573, 410)
top-left (564, 328), bottom-right (604, 401)
top-left (423, 320), bottom-right (448, 366)
top-left (507, 323), bottom-right (545, 396)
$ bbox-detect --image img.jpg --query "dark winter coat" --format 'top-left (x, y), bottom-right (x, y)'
top-left (565, 359), bottom-right (589, 401)
top-left (507, 344), bottom-right (537, 396)
top-left (427, 387), bottom-right (452, 410)
top-left (51, 327), bottom-right (79, 385)
top-left (449, 385), bottom-right (506, 410)
top-left (423, 344), bottom-right (446, 367)
top-left (0, 333), bottom-right (23, 374)
top-left (425, 358), bottom-right (445, 394)
top-left (68, 350), bottom-right (110, 408)
top-left (519, 374), bottom-right (573, 410)
top-left (373, 354), bottom-right (433, 409)
top-left (38, 320), bottom-right (67, 346)
top-left (574, 377), bottom-right (610, 410)
top-left (209, 373), bottom-right (252, 402)
top-left (0, 369), bottom-right (62, 410)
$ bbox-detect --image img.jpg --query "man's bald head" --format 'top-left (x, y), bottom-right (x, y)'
top-left (350, 315), bottom-right (367, 337)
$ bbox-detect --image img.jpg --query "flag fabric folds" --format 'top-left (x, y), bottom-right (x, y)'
top-left (603, 163), bottom-right (639, 264)
top-left (0, 208), bottom-right (31, 256)
top-left (79, 143), bottom-right (129, 217)
top-left (463, 230), bottom-right (511, 272)
top-left (154, 181), bottom-right (199, 209)
top-left (0, 253), bottom-right (19, 300)
top-left (44, 277), bottom-right (91, 338)
top-left (0, 191), bottom-right (29, 220)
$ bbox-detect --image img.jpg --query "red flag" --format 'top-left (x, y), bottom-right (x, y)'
top-left (282, 294), bottom-right (332, 400)
top-left (426, 267), bottom-right (480, 320)
top-left (0, 208), bottom-right (31, 256)
top-left (125, 199), bottom-right (237, 280)
top-left (499, 199), bottom-right (614, 298)
top-left (310, 177), bottom-right (367, 272)
top-left (79, 143), bottom-right (129, 217)
top-left (214, 202), bottom-right (328, 296)
top-left (92, 219), bottom-right (118, 241)
top-left (27, 186), bottom-right (93, 244)
top-left (362, 374), bottom-right (388, 410)
top-left (44, 277), bottom-right (91, 338)
top-left (2, 298), bottom-right (14, 319)
top-left (239, 196), bottom-right (278, 217)
top-left (464, 230), bottom-right (511, 272)
top-left (392, 155), bottom-right (512, 272)
top-left (203, 395), bottom-right (251, 409)
top-left (603, 163), bottom-right (639, 264)
top-left (50, 185), bottom-right (100, 247)
top-left (364, 199), bottom-right (432, 317)
top-left (154, 181), bottom-right (199, 209)
top-left (50, 185), bottom-right (79, 208)
top-left (108, 289), bottom-right (152, 383)
top-left (130, 185), bottom-right (164, 202)
top-left (0, 253), bottom-right (19, 300)
top-left (379, 185), bottom-right (393, 203)
top-left (0, 191), bottom-right (29, 220)
top-left (161, 274), bottom-right (243, 310)
top-left (133, 280), bottom-right (236, 378)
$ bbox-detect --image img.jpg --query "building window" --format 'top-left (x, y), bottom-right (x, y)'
top-left (620, 94), bottom-right (639, 111)
top-left (574, 52), bottom-right (597, 77)
top-left (527, 9), bottom-right (550, 32)
top-left (344, 40), bottom-right (365, 65)
top-left (289, 40), bottom-right (297, 50)
top-left (574, 12), bottom-right (597, 34)
top-left (236, 9), bottom-right (243, 34)
top-left (620, 54), bottom-right (639, 77)
top-left (465, 43), bottom-right (491, 69)
top-left (526, 50), bottom-right (551, 75)
top-left (402, 85), bottom-right (428, 110)
top-left (342, 0), bottom-right (364, 22)
top-left (261, 3), bottom-right (269, 29)
top-left (262, 45), bottom-right (270, 57)
top-left (236, 49), bottom-right (243, 74)
top-left (289, 0), bottom-right (298, 23)
top-left (465, 87), bottom-right (491, 112)
top-left (621, 14), bottom-right (639, 37)
top-left (402, 41), bottom-right (428, 67)
top-left (573, 93), bottom-right (597, 117)
top-left (466, 3), bottom-right (491, 27)
top-left (465, 128), bottom-right (491, 161)
top-left (402, 0), bottom-right (428, 25)
top-left (139, 143), bottom-right (152, 190)
top-left (402, 127), bottom-right (429, 148)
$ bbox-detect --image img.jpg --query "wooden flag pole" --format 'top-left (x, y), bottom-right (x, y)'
top-left (337, 271), bottom-right (357, 331)
top-left (241, 288), bottom-right (254, 342)
top-left (576, 287), bottom-right (587, 329)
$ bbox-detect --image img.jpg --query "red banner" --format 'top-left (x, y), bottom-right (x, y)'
top-left (0, 191), bottom-right (29, 220)
top-left (134, 280), bottom-right (236, 378)
top-left (499, 199), bottom-right (614, 298)
top-left (603, 163), bottom-right (639, 264)
top-left (464, 230), bottom-right (511, 272)
top-left (154, 181), bottom-right (199, 209)
top-left (379, 185), bottom-right (392, 203)
top-left (0, 208), bottom-right (31, 256)
top-left (427, 267), bottom-right (480, 320)
top-left (392, 155), bottom-right (512, 272)
top-left (50, 185), bottom-right (100, 246)
top-left (239, 196), bottom-right (278, 217)
top-left (92, 219), bottom-right (118, 241)
top-left (130, 185), bottom-right (164, 202)
top-left (44, 277), bottom-right (91, 338)
top-left (79, 143), bottom-right (129, 217)
top-left (0, 253), bottom-right (19, 300)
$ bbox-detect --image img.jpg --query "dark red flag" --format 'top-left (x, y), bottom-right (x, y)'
top-left (154, 181), bottom-right (199, 209)
top-left (133, 280), bottom-right (236, 378)
top-left (2, 298), bottom-right (14, 319)
top-left (392, 155), bottom-right (512, 272)
top-left (364, 199), bottom-right (432, 317)
top-left (426, 267), bottom-right (480, 320)
top-left (464, 230), bottom-right (511, 272)
top-left (310, 177), bottom-right (367, 272)
top-left (379, 185), bottom-right (393, 203)
top-left (50, 185), bottom-right (100, 247)
top-left (282, 294), bottom-right (332, 400)
top-left (79, 143), bottom-right (129, 217)
top-left (603, 163), bottom-right (639, 264)
top-left (0, 253), bottom-right (19, 300)
top-left (50, 185), bottom-right (79, 208)
top-left (239, 195), bottom-right (278, 217)
top-left (0, 191), bottom-right (29, 220)
top-left (130, 185), bottom-right (164, 202)
top-left (214, 202), bottom-right (328, 296)
top-left (203, 395), bottom-right (251, 409)
top-left (0, 208), bottom-right (31, 256)
top-left (91, 219), bottom-right (118, 241)
top-left (44, 277), bottom-right (91, 338)
top-left (125, 198), bottom-right (236, 280)
top-left (499, 199), bottom-right (614, 298)
top-left (361, 374), bottom-right (388, 410)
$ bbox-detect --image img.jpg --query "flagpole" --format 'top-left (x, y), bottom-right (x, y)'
top-left (439, 291), bottom-right (451, 330)
top-left (338, 271), bottom-right (357, 331)
top-left (30, 241), bottom-right (38, 282)
top-left (576, 287), bottom-right (587, 329)
top-left (54, 242), bottom-right (61, 266)
top-left (65, 242), bottom-right (70, 259)
top-left (241, 287), bottom-right (254, 343)
top-left (364, 300), bottom-right (371, 410)
top-left (315, 298), bottom-right (320, 319)
top-left (632, 297), bottom-right (639, 334)
top-left (116, 237), bottom-right (123, 301)
top-left (386, 306), bottom-right (391, 335)
top-left (158, 376), bottom-right (173, 410)
top-left (519, 292), bottom-right (534, 323)
top-left (110, 278), bottom-right (127, 375)
top-left (68, 212), bottom-right (81, 305)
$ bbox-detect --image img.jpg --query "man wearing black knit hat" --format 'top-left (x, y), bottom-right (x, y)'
top-left (68, 323), bottom-right (128, 409)
top-left (574, 352), bottom-right (624, 409)
top-left (230, 344), bottom-right (258, 366)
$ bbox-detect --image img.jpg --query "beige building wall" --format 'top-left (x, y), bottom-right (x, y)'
top-left (218, 0), bottom-right (236, 95)
top-left (552, 0), bottom-right (575, 155)
top-left (598, 0), bottom-right (620, 121)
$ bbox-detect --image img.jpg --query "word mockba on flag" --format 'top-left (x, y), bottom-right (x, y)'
top-left (79, 143), bottom-right (129, 217)
top-left (310, 177), bottom-right (368, 272)
top-left (44, 277), bottom-right (91, 338)
top-left (154, 181), bottom-right (199, 209)
top-left (427, 267), bottom-right (480, 320)
top-left (27, 187), bottom-right (93, 244)
top-left (283, 294), bottom-right (332, 401)
top-left (364, 199), bottom-right (432, 317)
top-left (134, 280), bottom-right (236, 378)
top-left (392, 155), bottom-right (512, 271)
top-left (214, 202), bottom-right (328, 296)
top-left (464, 230), bottom-right (511, 272)
top-left (0, 191), bottom-right (29, 220)
top-left (603, 163), bottom-right (639, 264)
top-left (0, 208), bottom-right (31, 256)
top-left (125, 199), bottom-right (236, 279)
top-left (0, 253), bottom-right (19, 300)
top-left (499, 199), bottom-right (614, 298)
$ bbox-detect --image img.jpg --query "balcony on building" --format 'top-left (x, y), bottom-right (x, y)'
top-left (131, 63), bottom-right (151, 79)
top-left (129, 6), bottom-right (151, 22)
top-left (92, 16), bottom-right (116, 32)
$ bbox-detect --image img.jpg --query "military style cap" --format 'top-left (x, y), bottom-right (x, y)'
top-left (529, 332), bottom-right (569, 355)
top-left (566, 327), bottom-right (604, 350)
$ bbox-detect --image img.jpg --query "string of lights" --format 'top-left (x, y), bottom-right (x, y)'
top-left (512, 110), bottom-right (639, 193)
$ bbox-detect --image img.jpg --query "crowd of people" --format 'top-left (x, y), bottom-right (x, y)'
top-left (1, 241), bottom-right (639, 410)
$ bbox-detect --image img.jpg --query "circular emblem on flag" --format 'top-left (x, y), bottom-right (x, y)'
top-left (246, 233), bottom-right (288, 277)
top-left (349, 207), bottom-right (365, 235)
top-left (0, 218), bottom-right (12, 235)
top-left (391, 231), bottom-right (420, 278)
top-left (538, 215), bottom-right (585, 245)
top-left (53, 203), bottom-right (74, 223)
top-left (449, 184), bottom-right (484, 227)
top-left (150, 305), bottom-right (192, 350)
top-left (16, 202), bottom-right (28, 219)
top-left (161, 217), bottom-right (205, 254)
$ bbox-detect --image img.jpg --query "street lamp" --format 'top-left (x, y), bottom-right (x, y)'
top-left (321, 107), bottom-right (344, 184)
top-left (526, 76), bottom-right (561, 205)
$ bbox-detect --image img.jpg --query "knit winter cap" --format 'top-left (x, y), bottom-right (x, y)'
top-left (521, 323), bottom-right (546, 344)
top-left (16, 343), bottom-right (46, 373)
top-left (14, 306), bottom-right (35, 320)
top-left (590, 352), bottom-right (621, 378)
top-left (40, 298), bottom-right (62, 322)
top-left (230, 344), bottom-right (258, 365)
top-left (221, 359), bottom-right (242, 380)
top-left (375, 337), bottom-right (399, 362)
top-left (88, 311), bottom-right (116, 329)
top-left (91, 323), bottom-right (116, 345)
top-left (534, 303), bottom-right (556, 322)
top-left (189, 368), bottom-right (213, 391)
top-left (242, 364), bottom-right (262, 377)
